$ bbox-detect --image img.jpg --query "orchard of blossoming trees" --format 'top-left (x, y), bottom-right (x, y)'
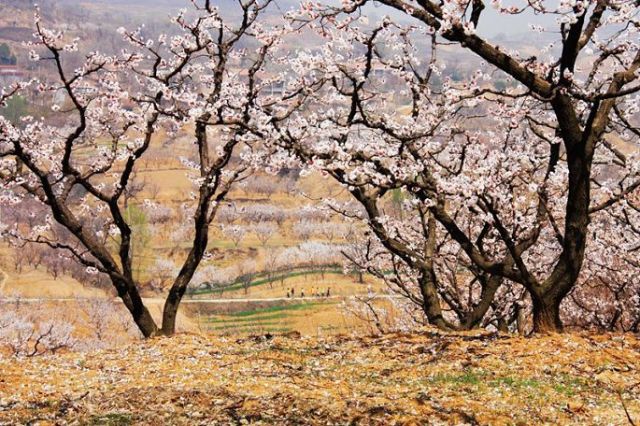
top-left (0, 0), bottom-right (639, 338)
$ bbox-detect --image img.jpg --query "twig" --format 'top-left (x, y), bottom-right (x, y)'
top-left (618, 390), bottom-right (637, 426)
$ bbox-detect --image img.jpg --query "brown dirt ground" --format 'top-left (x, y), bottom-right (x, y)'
top-left (0, 330), bottom-right (639, 425)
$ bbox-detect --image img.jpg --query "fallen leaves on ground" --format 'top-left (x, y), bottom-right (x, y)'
top-left (0, 329), bottom-right (639, 425)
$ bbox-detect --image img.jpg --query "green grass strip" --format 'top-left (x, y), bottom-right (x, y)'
top-left (207, 320), bottom-right (285, 331)
top-left (205, 312), bottom-right (290, 323)
top-left (229, 301), bottom-right (329, 317)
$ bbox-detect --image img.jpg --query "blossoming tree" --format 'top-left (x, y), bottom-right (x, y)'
top-left (0, 0), bottom-right (290, 337)
top-left (274, 0), bottom-right (640, 332)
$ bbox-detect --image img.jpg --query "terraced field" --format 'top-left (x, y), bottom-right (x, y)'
top-left (205, 302), bottom-right (335, 334)
top-left (199, 301), bottom-right (343, 335)
top-left (185, 268), bottom-right (388, 336)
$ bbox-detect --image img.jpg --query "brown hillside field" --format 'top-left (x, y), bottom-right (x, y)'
top-left (0, 155), bottom-right (379, 341)
top-left (0, 268), bottom-right (106, 299)
top-left (0, 152), bottom-right (369, 335)
top-left (0, 259), bottom-right (387, 340)
top-left (0, 331), bottom-right (638, 425)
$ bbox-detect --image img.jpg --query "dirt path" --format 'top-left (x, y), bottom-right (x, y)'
top-left (0, 295), bottom-right (402, 303)
top-left (0, 268), bottom-right (6, 295)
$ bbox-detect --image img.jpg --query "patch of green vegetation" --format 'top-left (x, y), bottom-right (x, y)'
top-left (426, 370), bottom-right (583, 400)
top-left (489, 376), bottom-right (541, 389)
top-left (219, 326), bottom-right (292, 335)
top-left (229, 302), bottom-right (328, 317)
top-left (427, 371), bottom-right (548, 393)
top-left (208, 320), bottom-right (284, 331)
top-left (206, 312), bottom-right (290, 323)
top-left (0, 95), bottom-right (28, 124)
top-left (428, 370), bottom-right (484, 386)
top-left (318, 325), bottom-right (340, 331)
top-left (202, 302), bottom-right (331, 334)
top-left (89, 412), bottom-right (133, 426)
top-left (552, 374), bottom-right (586, 397)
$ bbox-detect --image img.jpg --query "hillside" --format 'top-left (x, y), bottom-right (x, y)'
top-left (1, 331), bottom-right (639, 425)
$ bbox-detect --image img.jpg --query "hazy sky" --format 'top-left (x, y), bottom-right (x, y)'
top-left (66, 0), bottom-right (559, 39)
top-left (357, 0), bottom-right (557, 38)
top-left (225, 0), bottom-right (559, 39)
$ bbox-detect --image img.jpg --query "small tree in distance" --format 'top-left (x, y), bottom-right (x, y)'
top-left (253, 222), bottom-right (277, 246)
top-left (222, 225), bottom-right (247, 248)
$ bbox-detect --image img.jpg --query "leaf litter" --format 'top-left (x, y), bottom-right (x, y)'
top-left (0, 329), bottom-right (638, 425)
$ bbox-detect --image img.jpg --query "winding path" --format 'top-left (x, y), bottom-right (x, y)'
top-left (0, 269), bottom-right (6, 295)
top-left (0, 295), bottom-right (401, 303)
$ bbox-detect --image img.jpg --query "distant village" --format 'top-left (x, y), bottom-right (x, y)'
top-left (0, 43), bottom-right (25, 87)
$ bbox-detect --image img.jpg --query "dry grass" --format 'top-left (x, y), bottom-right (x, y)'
top-left (0, 267), bottom-right (107, 299)
top-left (1, 330), bottom-right (639, 425)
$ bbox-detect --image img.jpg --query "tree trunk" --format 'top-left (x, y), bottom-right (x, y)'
top-left (414, 211), bottom-right (451, 329)
top-left (418, 269), bottom-right (449, 330)
top-left (496, 318), bottom-right (508, 333)
top-left (161, 285), bottom-right (185, 336)
top-left (135, 307), bottom-right (160, 338)
top-left (460, 275), bottom-right (502, 330)
top-left (159, 187), bottom-right (213, 336)
top-left (516, 303), bottom-right (526, 335)
top-left (531, 293), bottom-right (563, 333)
top-left (120, 291), bottom-right (159, 338)
top-left (116, 277), bottom-right (160, 338)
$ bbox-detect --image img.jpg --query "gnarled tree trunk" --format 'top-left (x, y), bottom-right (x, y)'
top-left (531, 293), bottom-right (563, 333)
top-left (417, 269), bottom-right (450, 330)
